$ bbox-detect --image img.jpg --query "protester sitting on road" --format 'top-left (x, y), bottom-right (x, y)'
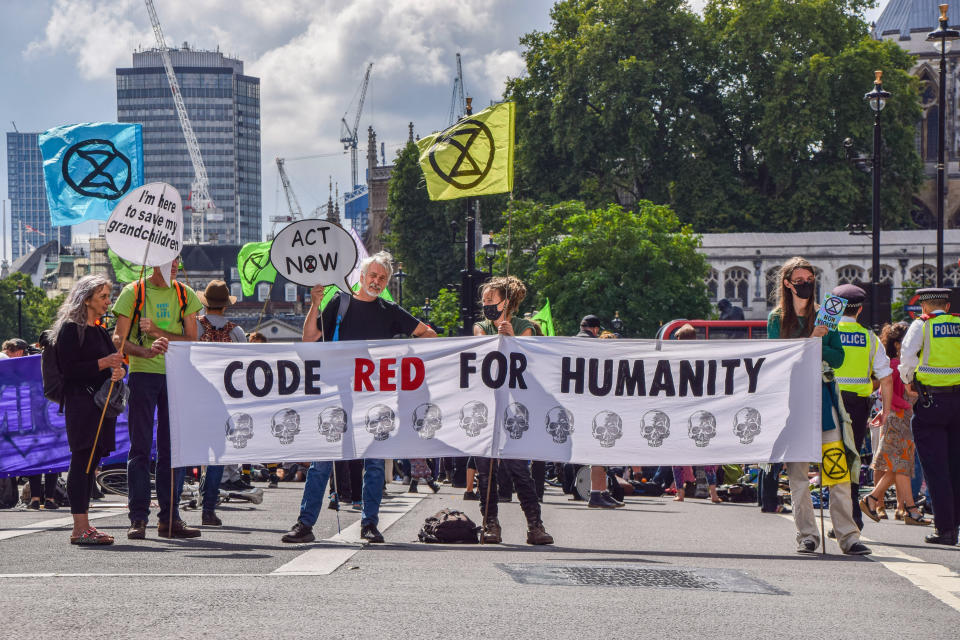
top-left (195, 280), bottom-right (247, 528)
top-left (574, 315), bottom-right (624, 509)
top-left (859, 322), bottom-right (929, 527)
top-left (1, 338), bottom-right (29, 359)
top-left (114, 259), bottom-right (203, 540)
top-left (48, 275), bottom-right (126, 545)
top-left (282, 251), bottom-right (436, 544)
top-left (472, 276), bottom-right (554, 544)
top-left (768, 256), bottom-right (871, 555)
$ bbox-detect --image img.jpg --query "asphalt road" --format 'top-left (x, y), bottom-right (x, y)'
top-left (1, 478), bottom-right (958, 638)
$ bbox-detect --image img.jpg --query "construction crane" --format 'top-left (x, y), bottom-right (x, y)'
top-left (270, 158), bottom-right (303, 239)
top-left (339, 63), bottom-right (373, 190)
top-left (447, 77), bottom-right (461, 127)
top-left (144, 0), bottom-right (219, 243)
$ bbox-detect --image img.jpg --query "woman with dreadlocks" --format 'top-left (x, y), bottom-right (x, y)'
top-left (471, 276), bottom-right (553, 545)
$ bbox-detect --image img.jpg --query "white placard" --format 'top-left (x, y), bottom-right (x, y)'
top-left (269, 219), bottom-right (358, 291)
top-left (104, 182), bottom-right (183, 267)
top-left (166, 337), bottom-right (823, 467)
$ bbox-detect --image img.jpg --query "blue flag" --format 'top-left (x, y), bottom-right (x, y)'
top-left (39, 122), bottom-right (144, 227)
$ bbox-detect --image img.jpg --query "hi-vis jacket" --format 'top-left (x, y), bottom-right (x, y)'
top-left (835, 319), bottom-right (891, 396)
top-left (900, 311), bottom-right (960, 387)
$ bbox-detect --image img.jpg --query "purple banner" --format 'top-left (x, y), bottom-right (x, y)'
top-left (0, 354), bottom-right (150, 477)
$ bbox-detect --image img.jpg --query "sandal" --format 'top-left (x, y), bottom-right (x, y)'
top-left (859, 494), bottom-right (881, 523)
top-left (877, 504), bottom-right (888, 520)
top-left (903, 504), bottom-right (932, 527)
top-left (71, 527), bottom-right (114, 545)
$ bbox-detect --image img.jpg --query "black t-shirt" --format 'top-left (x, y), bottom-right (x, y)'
top-left (317, 292), bottom-right (420, 341)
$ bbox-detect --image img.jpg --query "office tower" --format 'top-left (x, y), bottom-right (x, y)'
top-left (116, 46), bottom-right (261, 243)
top-left (6, 132), bottom-right (71, 261)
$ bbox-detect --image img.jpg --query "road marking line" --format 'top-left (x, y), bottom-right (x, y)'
top-left (0, 510), bottom-right (121, 542)
top-left (271, 496), bottom-right (422, 576)
top-left (777, 512), bottom-right (960, 613)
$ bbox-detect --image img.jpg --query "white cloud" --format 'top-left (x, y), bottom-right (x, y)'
top-left (25, 0), bottom-right (553, 226)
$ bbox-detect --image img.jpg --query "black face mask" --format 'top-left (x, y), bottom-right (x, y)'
top-left (792, 282), bottom-right (815, 300)
top-left (482, 304), bottom-right (501, 321)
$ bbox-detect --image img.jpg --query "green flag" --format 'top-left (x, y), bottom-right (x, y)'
top-left (531, 299), bottom-right (555, 336)
top-left (238, 241), bottom-right (277, 297)
top-left (416, 102), bottom-right (515, 201)
top-left (108, 249), bottom-right (152, 283)
top-left (318, 283), bottom-right (394, 311)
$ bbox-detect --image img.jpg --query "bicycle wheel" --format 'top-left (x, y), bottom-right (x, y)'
top-left (96, 469), bottom-right (129, 496)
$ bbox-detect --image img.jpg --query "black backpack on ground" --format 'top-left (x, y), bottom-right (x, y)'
top-left (418, 508), bottom-right (480, 544)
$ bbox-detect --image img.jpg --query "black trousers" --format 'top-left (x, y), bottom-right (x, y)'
top-left (841, 391), bottom-right (871, 529)
top-left (759, 463), bottom-right (782, 512)
top-left (67, 448), bottom-right (100, 515)
top-left (531, 461), bottom-right (545, 501)
top-left (28, 473), bottom-right (59, 501)
top-left (913, 392), bottom-right (960, 535)
top-left (476, 458), bottom-right (541, 526)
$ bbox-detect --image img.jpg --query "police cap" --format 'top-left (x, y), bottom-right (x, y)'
top-left (831, 283), bottom-right (866, 309)
top-left (915, 287), bottom-right (951, 302)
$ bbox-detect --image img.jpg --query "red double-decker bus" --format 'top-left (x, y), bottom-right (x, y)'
top-left (655, 319), bottom-right (768, 340)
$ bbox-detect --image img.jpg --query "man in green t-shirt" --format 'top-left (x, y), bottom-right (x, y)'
top-left (112, 260), bottom-right (202, 540)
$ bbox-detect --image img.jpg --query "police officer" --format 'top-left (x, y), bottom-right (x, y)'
top-left (899, 288), bottom-right (960, 546)
top-left (831, 284), bottom-right (893, 529)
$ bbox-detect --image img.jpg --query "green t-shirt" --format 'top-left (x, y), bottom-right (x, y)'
top-left (475, 316), bottom-right (537, 336)
top-left (113, 280), bottom-right (202, 374)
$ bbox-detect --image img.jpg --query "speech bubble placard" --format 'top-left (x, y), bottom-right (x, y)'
top-left (270, 220), bottom-right (358, 291)
top-left (104, 182), bottom-right (183, 268)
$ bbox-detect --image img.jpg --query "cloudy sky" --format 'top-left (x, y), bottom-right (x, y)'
top-left (1, 0), bottom-right (888, 257)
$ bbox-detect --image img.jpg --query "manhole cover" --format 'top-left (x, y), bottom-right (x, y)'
top-left (495, 564), bottom-right (786, 595)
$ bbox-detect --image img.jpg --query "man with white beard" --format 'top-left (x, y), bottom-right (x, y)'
top-left (282, 251), bottom-right (436, 544)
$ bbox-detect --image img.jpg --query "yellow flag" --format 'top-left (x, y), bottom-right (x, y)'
top-left (417, 102), bottom-right (515, 200)
top-left (820, 440), bottom-right (850, 486)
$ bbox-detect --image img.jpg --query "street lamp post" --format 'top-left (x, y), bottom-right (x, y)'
top-left (864, 70), bottom-right (890, 331)
top-left (13, 286), bottom-right (26, 339)
top-left (394, 262), bottom-right (407, 308)
top-left (422, 298), bottom-right (432, 323)
top-left (482, 239), bottom-right (500, 276)
top-left (927, 4), bottom-right (959, 287)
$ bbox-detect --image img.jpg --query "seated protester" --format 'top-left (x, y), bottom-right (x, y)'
top-left (195, 281), bottom-right (247, 528)
top-left (473, 276), bottom-right (554, 545)
top-left (282, 251), bottom-right (436, 544)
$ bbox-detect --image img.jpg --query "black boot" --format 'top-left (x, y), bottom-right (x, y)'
top-left (408, 480), bottom-right (418, 493)
top-left (428, 481), bottom-right (441, 493)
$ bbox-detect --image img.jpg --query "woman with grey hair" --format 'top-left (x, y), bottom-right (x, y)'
top-left (48, 274), bottom-right (126, 545)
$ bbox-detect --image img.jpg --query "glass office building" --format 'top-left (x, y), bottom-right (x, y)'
top-left (116, 47), bottom-right (261, 243)
top-left (6, 132), bottom-right (70, 262)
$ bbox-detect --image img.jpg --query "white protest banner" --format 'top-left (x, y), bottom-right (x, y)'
top-left (270, 219), bottom-right (358, 292)
top-left (104, 182), bottom-right (183, 268)
top-left (166, 337), bottom-right (822, 467)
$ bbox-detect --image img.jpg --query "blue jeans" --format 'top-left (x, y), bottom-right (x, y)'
top-left (297, 458), bottom-right (384, 528)
top-left (361, 459), bottom-right (385, 527)
top-left (127, 372), bottom-right (185, 524)
top-left (297, 461), bottom-right (333, 527)
top-left (202, 465), bottom-right (224, 512)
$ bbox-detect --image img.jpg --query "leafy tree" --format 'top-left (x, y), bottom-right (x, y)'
top-left (506, 0), bottom-right (729, 219)
top-left (704, 0), bottom-right (923, 231)
top-left (0, 273), bottom-right (63, 344)
top-left (409, 287), bottom-right (462, 337)
top-left (491, 199), bottom-right (710, 336)
top-left (506, 0), bottom-right (924, 232)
